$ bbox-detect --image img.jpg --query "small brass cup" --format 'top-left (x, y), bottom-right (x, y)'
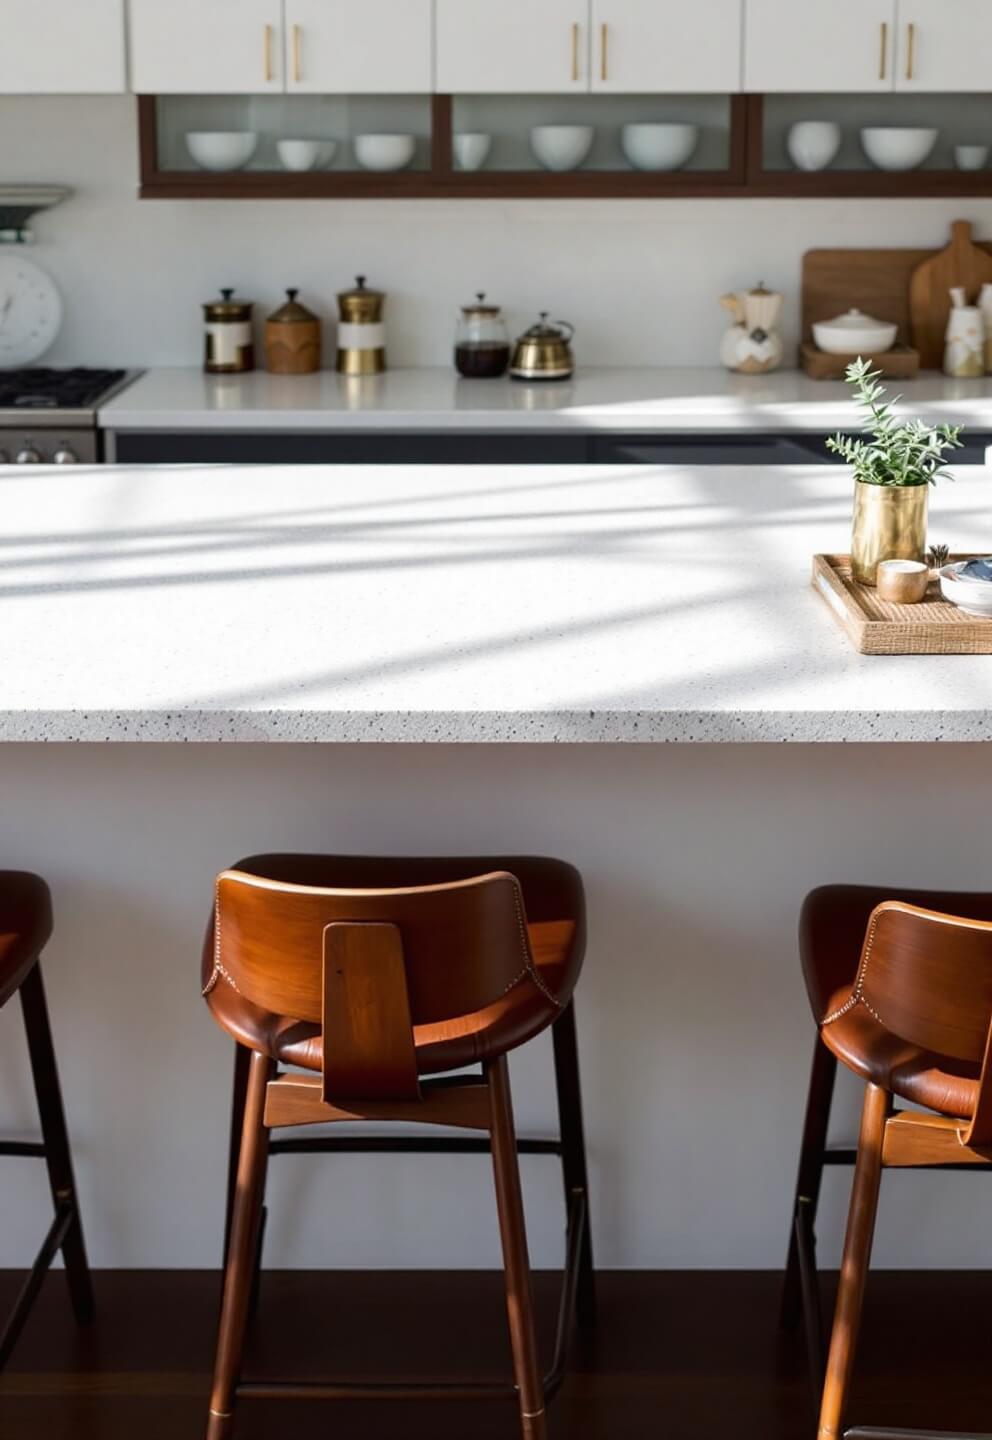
top-left (876, 559), bottom-right (930, 605)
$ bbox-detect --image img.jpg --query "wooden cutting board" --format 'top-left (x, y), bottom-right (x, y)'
top-left (909, 219), bottom-right (992, 368)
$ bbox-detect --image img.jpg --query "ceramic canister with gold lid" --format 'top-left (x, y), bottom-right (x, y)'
top-left (203, 288), bottom-right (255, 374)
top-left (336, 275), bottom-right (386, 375)
top-left (265, 289), bottom-right (322, 375)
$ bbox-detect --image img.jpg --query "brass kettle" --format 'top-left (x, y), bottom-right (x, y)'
top-left (510, 313), bottom-right (575, 382)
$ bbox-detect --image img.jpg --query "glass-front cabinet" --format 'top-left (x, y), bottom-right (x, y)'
top-left (128, 0), bottom-right (992, 199)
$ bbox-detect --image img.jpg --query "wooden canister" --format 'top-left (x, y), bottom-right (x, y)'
top-left (265, 289), bottom-right (321, 374)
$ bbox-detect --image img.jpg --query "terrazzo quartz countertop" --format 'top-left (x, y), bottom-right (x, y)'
top-left (1, 461), bottom-right (991, 743)
top-left (99, 367), bottom-right (992, 434)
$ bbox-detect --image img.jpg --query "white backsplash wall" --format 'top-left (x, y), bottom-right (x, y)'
top-left (3, 94), bottom-right (992, 369)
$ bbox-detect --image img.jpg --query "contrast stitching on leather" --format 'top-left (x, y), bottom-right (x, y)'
top-left (202, 879), bottom-right (241, 997)
top-left (822, 912), bottom-right (882, 1027)
top-left (510, 880), bottom-right (562, 1008)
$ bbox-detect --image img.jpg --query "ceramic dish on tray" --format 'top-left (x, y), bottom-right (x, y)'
top-left (940, 559), bottom-right (992, 616)
top-left (812, 308), bottom-right (898, 355)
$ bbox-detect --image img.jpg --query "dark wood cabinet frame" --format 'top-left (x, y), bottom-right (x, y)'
top-left (138, 94), bottom-right (992, 200)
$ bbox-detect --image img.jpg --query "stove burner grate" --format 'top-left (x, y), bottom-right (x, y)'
top-left (0, 367), bottom-right (126, 411)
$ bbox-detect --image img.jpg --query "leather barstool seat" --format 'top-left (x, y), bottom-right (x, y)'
top-left (0, 871), bottom-right (53, 1006)
top-left (204, 853), bottom-right (584, 1075)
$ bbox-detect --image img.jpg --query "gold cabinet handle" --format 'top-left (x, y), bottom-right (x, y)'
top-left (600, 22), bottom-right (608, 82)
top-left (571, 21), bottom-right (579, 81)
top-left (879, 21), bottom-right (888, 80)
top-left (906, 21), bottom-right (916, 80)
top-left (263, 22), bottom-right (273, 83)
top-left (292, 23), bottom-right (302, 83)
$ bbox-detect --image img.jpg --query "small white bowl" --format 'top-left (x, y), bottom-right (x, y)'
top-left (955, 143), bottom-right (990, 172)
top-left (454, 132), bottom-right (492, 172)
top-left (530, 125), bottom-right (594, 173)
top-left (277, 138), bottom-right (336, 172)
top-left (940, 562), bottom-right (992, 617)
top-left (787, 121), bottom-right (842, 172)
top-left (186, 131), bottom-right (258, 172)
top-left (621, 123), bottom-right (698, 173)
top-left (860, 126), bottom-right (938, 172)
top-left (813, 309), bottom-right (898, 356)
top-left (354, 133), bottom-right (416, 173)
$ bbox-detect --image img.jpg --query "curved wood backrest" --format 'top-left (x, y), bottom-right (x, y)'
top-left (214, 867), bottom-right (534, 1031)
top-left (858, 901), bottom-right (992, 1063)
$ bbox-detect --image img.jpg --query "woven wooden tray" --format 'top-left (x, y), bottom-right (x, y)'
top-left (813, 554), bottom-right (992, 655)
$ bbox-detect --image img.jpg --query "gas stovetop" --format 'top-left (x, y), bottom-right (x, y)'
top-left (0, 368), bottom-right (138, 465)
top-left (0, 367), bottom-right (130, 419)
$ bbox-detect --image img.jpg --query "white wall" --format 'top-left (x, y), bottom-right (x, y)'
top-left (1, 742), bottom-right (991, 1272)
top-left (2, 95), bottom-right (992, 370)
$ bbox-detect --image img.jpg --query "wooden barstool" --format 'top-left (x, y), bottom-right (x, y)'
top-left (203, 853), bottom-right (593, 1440)
top-left (797, 897), bottom-right (992, 1440)
top-left (781, 884), bottom-right (992, 1396)
top-left (0, 871), bottom-right (93, 1369)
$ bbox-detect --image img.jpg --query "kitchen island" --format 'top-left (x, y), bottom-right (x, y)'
top-left (1, 461), bottom-right (991, 742)
top-left (1, 461), bottom-right (991, 1279)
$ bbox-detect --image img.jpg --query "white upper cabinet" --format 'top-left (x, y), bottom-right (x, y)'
top-left (894, 1), bottom-right (992, 91)
top-left (590, 0), bottom-right (741, 93)
top-left (285, 0), bottom-right (432, 93)
top-left (744, 0), bottom-right (896, 93)
top-left (129, 0), bottom-right (283, 94)
top-left (436, 0), bottom-right (588, 93)
top-left (0, 0), bottom-right (125, 93)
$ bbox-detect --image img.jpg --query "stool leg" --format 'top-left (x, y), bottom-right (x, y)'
top-left (551, 1000), bottom-right (596, 1328)
top-left (19, 961), bottom-right (94, 1326)
top-left (781, 1037), bottom-right (838, 1331)
top-left (817, 1082), bottom-right (888, 1440)
top-left (223, 1043), bottom-right (251, 1266)
top-left (207, 1050), bottom-right (273, 1440)
top-left (488, 1055), bottom-right (548, 1440)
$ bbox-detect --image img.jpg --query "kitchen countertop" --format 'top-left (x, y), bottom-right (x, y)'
top-left (1, 461), bottom-right (991, 743)
top-left (98, 366), bottom-right (992, 433)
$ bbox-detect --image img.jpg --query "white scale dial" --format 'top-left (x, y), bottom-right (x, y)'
top-left (0, 256), bottom-right (62, 367)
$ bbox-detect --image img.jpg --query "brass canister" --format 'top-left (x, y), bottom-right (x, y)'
top-left (265, 289), bottom-right (321, 375)
top-left (336, 275), bottom-right (386, 376)
top-left (851, 481), bottom-right (928, 586)
top-left (203, 288), bottom-right (255, 375)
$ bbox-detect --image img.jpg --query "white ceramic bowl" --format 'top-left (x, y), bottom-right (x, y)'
top-left (860, 126), bottom-right (938, 172)
top-left (940, 562), bottom-right (992, 617)
top-left (955, 143), bottom-right (990, 172)
top-left (354, 133), bottom-right (416, 173)
top-left (621, 123), bottom-right (698, 172)
top-left (277, 138), bottom-right (336, 172)
top-left (530, 125), bottom-right (594, 173)
top-left (186, 131), bottom-right (258, 172)
top-left (812, 309), bottom-right (898, 355)
top-left (453, 132), bottom-right (492, 172)
top-left (787, 121), bottom-right (842, 172)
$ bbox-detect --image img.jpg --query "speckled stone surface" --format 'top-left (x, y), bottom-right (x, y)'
top-left (99, 366), bottom-right (992, 434)
top-left (1, 461), bottom-right (991, 742)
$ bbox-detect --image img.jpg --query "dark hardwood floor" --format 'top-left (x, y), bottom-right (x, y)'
top-left (0, 1268), bottom-right (989, 1438)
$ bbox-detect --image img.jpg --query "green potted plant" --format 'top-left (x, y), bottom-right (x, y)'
top-left (827, 359), bottom-right (964, 585)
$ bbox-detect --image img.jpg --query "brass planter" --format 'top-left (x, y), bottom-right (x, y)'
top-left (851, 481), bottom-right (928, 586)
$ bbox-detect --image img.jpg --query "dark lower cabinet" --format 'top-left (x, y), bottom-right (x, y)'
top-left (108, 429), bottom-right (992, 467)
